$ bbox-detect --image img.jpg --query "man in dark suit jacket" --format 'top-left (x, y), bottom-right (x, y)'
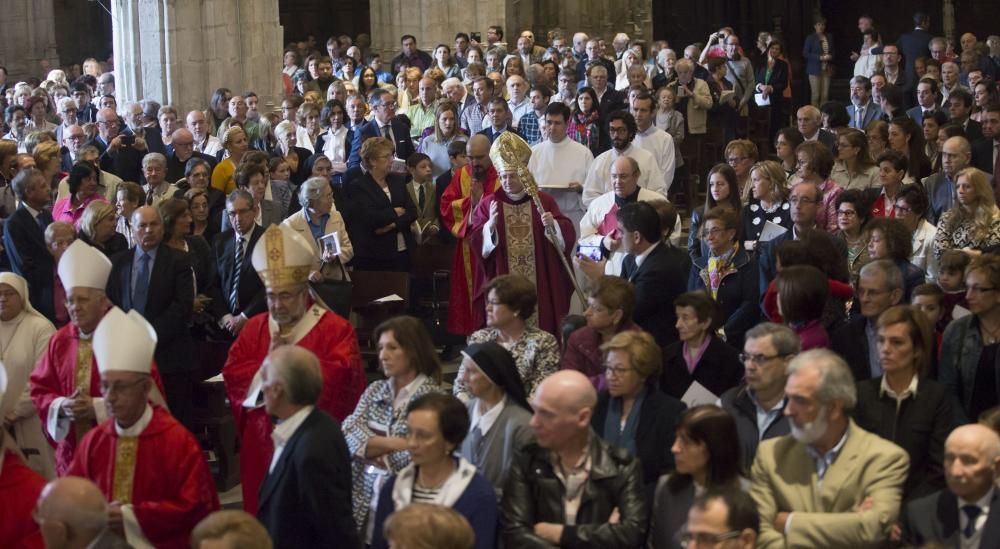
top-left (830, 260), bottom-right (903, 381)
top-left (898, 13), bottom-right (933, 84)
top-left (107, 206), bottom-right (195, 427)
top-left (164, 128), bottom-right (217, 183)
top-left (347, 89), bottom-right (415, 169)
top-left (575, 40), bottom-right (617, 85)
top-left (903, 424), bottom-right (1000, 548)
top-left (209, 191), bottom-right (266, 338)
top-left (91, 107), bottom-right (148, 183)
top-left (256, 345), bottom-right (360, 549)
top-left (618, 202), bottom-right (689, 347)
top-left (796, 105), bottom-right (838, 153)
top-left (3, 168), bottom-right (56, 322)
top-left (477, 97), bottom-right (524, 144)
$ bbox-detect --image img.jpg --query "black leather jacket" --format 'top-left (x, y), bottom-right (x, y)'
top-left (501, 431), bottom-right (648, 548)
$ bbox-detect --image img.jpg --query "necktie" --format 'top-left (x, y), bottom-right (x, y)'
top-left (856, 107), bottom-right (863, 128)
top-left (963, 504), bottom-right (982, 538)
top-left (133, 252), bottom-right (151, 315)
top-left (230, 237), bottom-right (244, 312)
top-left (923, 110), bottom-right (930, 119)
top-left (36, 210), bottom-right (52, 230)
top-left (381, 124), bottom-right (391, 140)
top-left (418, 184), bottom-right (426, 211)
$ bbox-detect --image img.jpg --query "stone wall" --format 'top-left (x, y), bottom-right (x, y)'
top-left (0, 0), bottom-right (60, 82)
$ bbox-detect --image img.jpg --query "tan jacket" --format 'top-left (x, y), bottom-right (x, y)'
top-left (282, 208), bottom-right (354, 281)
top-left (672, 78), bottom-right (712, 135)
top-left (751, 420), bottom-right (909, 548)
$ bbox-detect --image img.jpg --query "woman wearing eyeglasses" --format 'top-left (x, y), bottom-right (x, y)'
top-left (591, 330), bottom-right (685, 497)
top-left (854, 305), bottom-right (953, 500)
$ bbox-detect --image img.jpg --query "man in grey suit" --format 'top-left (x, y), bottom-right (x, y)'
top-left (924, 136), bottom-right (972, 224)
top-left (903, 424), bottom-right (1000, 548)
top-left (847, 76), bottom-right (883, 129)
top-left (34, 476), bottom-right (131, 548)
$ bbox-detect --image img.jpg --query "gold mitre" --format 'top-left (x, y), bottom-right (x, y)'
top-left (252, 224), bottom-right (314, 289)
top-left (489, 131), bottom-right (532, 173)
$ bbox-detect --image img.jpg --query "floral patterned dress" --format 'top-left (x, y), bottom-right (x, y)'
top-left (453, 327), bottom-right (560, 402)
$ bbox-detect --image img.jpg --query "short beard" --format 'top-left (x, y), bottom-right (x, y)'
top-left (790, 405), bottom-right (829, 445)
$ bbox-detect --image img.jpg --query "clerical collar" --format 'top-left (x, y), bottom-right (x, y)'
top-left (115, 404), bottom-right (153, 437)
top-left (614, 188), bottom-right (641, 206)
top-left (508, 190), bottom-right (527, 201)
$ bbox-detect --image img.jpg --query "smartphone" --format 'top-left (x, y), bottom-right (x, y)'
top-left (471, 32), bottom-right (482, 43)
top-left (121, 134), bottom-right (135, 146)
top-left (578, 245), bottom-right (602, 261)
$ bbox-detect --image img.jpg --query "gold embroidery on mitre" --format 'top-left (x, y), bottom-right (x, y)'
top-left (112, 436), bottom-right (139, 504)
top-left (489, 131), bottom-right (532, 173)
top-left (260, 225), bottom-right (310, 288)
top-left (73, 340), bottom-right (95, 441)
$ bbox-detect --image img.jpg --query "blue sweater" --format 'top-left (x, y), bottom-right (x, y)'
top-left (371, 470), bottom-right (498, 549)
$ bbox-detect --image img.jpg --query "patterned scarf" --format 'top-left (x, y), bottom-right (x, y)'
top-left (707, 244), bottom-right (738, 298)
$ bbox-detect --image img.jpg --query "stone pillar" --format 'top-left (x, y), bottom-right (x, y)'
top-left (0, 0), bottom-right (60, 82)
top-left (112, 0), bottom-right (283, 115)
top-left (942, 0), bottom-right (956, 44)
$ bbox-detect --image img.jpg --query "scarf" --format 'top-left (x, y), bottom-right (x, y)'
top-left (707, 244), bottom-right (738, 298)
top-left (571, 110), bottom-right (601, 151)
top-left (603, 386), bottom-right (646, 456)
top-left (391, 457), bottom-right (478, 510)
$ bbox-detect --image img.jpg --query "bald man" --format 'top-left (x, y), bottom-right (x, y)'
top-left (165, 127), bottom-right (217, 183)
top-left (903, 424), bottom-right (1000, 547)
top-left (795, 105), bottom-right (837, 151)
top-left (924, 136), bottom-right (972, 224)
top-left (501, 370), bottom-right (648, 547)
top-left (35, 476), bottom-right (128, 548)
top-left (406, 77), bottom-right (439, 139)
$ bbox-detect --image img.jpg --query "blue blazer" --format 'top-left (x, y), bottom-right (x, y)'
top-left (802, 33), bottom-right (834, 76)
top-left (347, 117), bottom-right (415, 169)
top-left (906, 105), bottom-right (946, 127)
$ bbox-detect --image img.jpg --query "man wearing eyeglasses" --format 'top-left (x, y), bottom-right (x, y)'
top-left (719, 323), bottom-right (800, 473)
top-left (347, 88), bottom-right (415, 170)
top-left (681, 489), bottom-right (760, 549)
top-left (831, 260), bottom-right (905, 381)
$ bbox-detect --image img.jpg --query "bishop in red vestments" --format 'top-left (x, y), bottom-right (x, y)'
top-left (66, 307), bottom-right (218, 549)
top-left (30, 240), bottom-right (166, 476)
top-left (0, 368), bottom-right (45, 549)
top-left (468, 132), bottom-right (576, 335)
top-left (439, 135), bottom-right (502, 335)
top-left (223, 223), bottom-right (366, 513)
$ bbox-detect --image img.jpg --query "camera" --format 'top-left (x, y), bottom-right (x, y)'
top-left (471, 32), bottom-right (482, 43)
top-left (120, 134), bottom-right (135, 147)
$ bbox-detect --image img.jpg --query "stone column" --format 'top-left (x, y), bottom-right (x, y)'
top-left (0, 0), bottom-right (60, 82)
top-left (942, 0), bottom-right (956, 43)
top-left (370, 0), bottom-right (506, 59)
top-left (112, 0), bottom-right (283, 115)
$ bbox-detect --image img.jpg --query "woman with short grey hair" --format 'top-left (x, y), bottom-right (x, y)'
top-left (282, 176), bottom-right (354, 282)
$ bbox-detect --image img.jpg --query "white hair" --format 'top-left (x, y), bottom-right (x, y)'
top-left (614, 33), bottom-right (631, 44)
top-left (141, 152), bottom-right (166, 169)
top-left (274, 120), bottom-right (297, 140)
top-left (58, 97), bottom-right (79, 113)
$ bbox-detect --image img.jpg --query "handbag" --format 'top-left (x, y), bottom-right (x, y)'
top-left (309, 261), bottom-right (353, 319)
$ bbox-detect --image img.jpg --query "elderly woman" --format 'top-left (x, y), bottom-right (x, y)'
top-left (458, 341), bottom-right (533, 498)
top-left (158, 198), bottom-right (213, 316)
top-left (691, 208), bottom-right (760, 347)
top-left (418, 100), bottom-right (468, 178)
top-left (795, 141), bottom-right (841, 233)
top-left (868, 217), bottom-right (927, 301)
top-left (347, 137), bottom-right (417, 271)
top-left (315, 99), bottom-right (352, 182)
top-left (834, 189), bottom-right (873, 283)
top-left (662, 291), bottom-right (744, 400)
top-left (296, 102), bottom-right (322, 153)
top-left (78, 201), bottom-right (126, 257)
top-left (0, 272), bottom-right (57, 479)
top-left (592, 330), bottom-right (686, 493)
top-left (184, 188), bottom-right (218, 244)
top-left (454, 275), bottom-right (559, 401)
top-left (831, 128), bottom-right (879, 190)
top-left (210, 126), bottom-right (248, 194)
top-left (158, 105), bottom-right (178, 146)
top-left (52, 162), bottom-right (104, 227)
top-left (648, 405), bottom-right (746, 549)
top-left (895, 185), bottom-right (938, 282)
top-left (741, 160), bottom-right (790, 252)
top-left (273, 120), bottom-right (312, 186)
top-left (854, 305), bottom-right (953, 500)
top-left (561, 276), bottom-right (640, 388)
top-left (370, 393), bottom-right (497, 549)
top-left (935, 167), bottom-right (1000, 261)
top-left (283, 176), bottom-right (354, 284)
top-left (727, 140), bottom-right (758, 203)
top-left (341, 316), bottom-right (445, 540)
top-left (689, 164), bottom-right (742, 265)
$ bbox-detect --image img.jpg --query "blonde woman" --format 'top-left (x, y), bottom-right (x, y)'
top-left (78, 200), bottom-right (127, 256)
top-left (934, 167), bottom-right (1000, 260)
top-left (210, 126), bottom-right (247, 194)
top-left (741, 160), bottom-right (791, 252)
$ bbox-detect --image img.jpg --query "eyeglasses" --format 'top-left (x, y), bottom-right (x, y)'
top-left (739, 352), bottom-right (787, 365)
top-left (836, 209), bottom-right (857, 217)
top-left (604, 366), bottom-right (636, 377)
top-left (679, 530), bottom-right (742, 547)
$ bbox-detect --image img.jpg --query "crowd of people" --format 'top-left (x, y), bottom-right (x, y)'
top-left (2, 9), bottom-right (1000, 549)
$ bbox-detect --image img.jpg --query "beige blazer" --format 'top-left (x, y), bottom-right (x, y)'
top-left (751, 420), bottom-right (909, 548)
top-left (282, 208), bottom-right (354, 281)
top-left (672, 78), bottom-right (712, 135)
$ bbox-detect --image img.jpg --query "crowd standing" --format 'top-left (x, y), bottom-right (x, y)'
top-left (3, 11), bottom-right (1000, 549)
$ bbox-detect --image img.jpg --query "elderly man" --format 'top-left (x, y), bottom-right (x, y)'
top-left (165, 128), bottom-right (216, 183)
top-left (506, 75), bottom-right (532, 128)
top-left (207, 190), bottom-right (266, 337)
top-left (256, 346), bottom-right (359, 548)
top-left (348, 88), bottom-right (415, 169)
top-left (528, 102), bottom-right (593, 229)
top-left (847, 76), bottom-right (883, 129)
top-left (0, 367), bottom-right (47, 546)
top-left (903, 424), bottom-right (1000, 547)
top-left (502, 370), bottom-right (647, 547)
top-left (406, 77), bottom-right (439, 140)
top-left (67, 307), bottom-right (220, 549)
top-left (925, 136), bottom-right (972, 223)
top-left (796, 105), bottom-right (837, 151)
top-left (106, 206), bottom-right (194, 428)
top-left (186, 110), bottom-right (223, 156)
top-left (139, 153), bottom-right (177, 207)
top-left (31, 240), bottom-right (166, 475)
top-left (631, 91), bottom-right (676, 194)
top-left (720, 323), bottom-right (800, 471)
top-left (55, 96), bottom-right (80, 147)
top-left (442, 76), bottom-right (475, 116)
top-left (469, 132), bottom-right (576, 335)
top-left (439, 134), bottom-right (501, 336)
top-left (191, 511), bottom-right (273, 549)
top-left (223, 224), bottom-right (365, 514)
top-left (91, 107), bottom-right (145, 182)
top-left (582, 111), bottom-right (665, 207)
top-left (4, 168), bottom-right (56, 320)
top-left (940, 61), bottom-right (968, 105)
top-left (587, 64), bottom-right (625, 118)
top-left (121, 101), bottom-right (165, 154)
top-left (831, 260), bottom-right (905, 380)
top-left (34, 476), bottom-right (129, 548)
top-left (59, 122), bottom-right (87, 171)
top-left (751, 349), bottom-right (909, 548)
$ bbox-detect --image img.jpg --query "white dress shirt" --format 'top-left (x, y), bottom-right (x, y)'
top-left (269, 405), bottom-right (314, 473)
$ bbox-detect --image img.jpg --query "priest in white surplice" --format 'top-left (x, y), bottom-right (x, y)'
top-left (630, 91), bottom-right (676, 195)
top-left (527, 102), bottom-right (594, 230)
top-left (582, 111), bottom-right (665, 207)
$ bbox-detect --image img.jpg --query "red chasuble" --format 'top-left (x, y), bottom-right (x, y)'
top-left (30, 322), bottom-right (167, 476)
top-left (439, 164), bottom-right (501, 335)
top-left (222, 307), bottom-right (366, 513)
top-left (468, 188), bottom-right (576, 335)
top-left (67, 406), bottom-right (219, 549)
top-left (0, 450), bottom-right (45, 549)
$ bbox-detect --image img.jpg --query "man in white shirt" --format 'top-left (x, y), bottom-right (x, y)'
top-left (528, 103), bottom-right (593, 229)
top-left (903, 424), bottom-right (1000, 548)
top-left (630, 91), bottom-right (676, 194)
top-left (582, 111), bottom-right (665, 207)
top-left (506, 75), bottom-right (532, 129)
top-left (186, 110), bottom-right (222, 156)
